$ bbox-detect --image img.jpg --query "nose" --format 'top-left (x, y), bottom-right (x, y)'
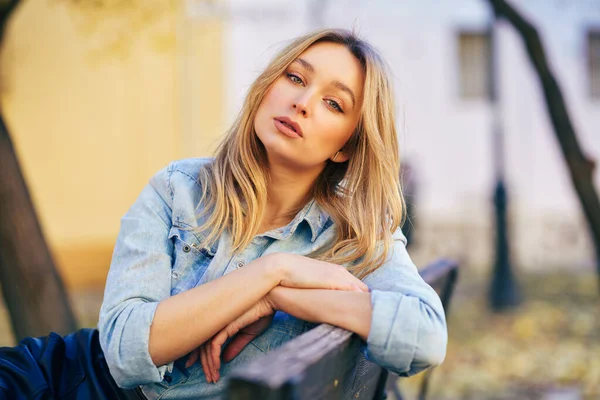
top-left (292, 92), bottom-right (312, 117)
top-left (292, 103), bottom-right (307, 116)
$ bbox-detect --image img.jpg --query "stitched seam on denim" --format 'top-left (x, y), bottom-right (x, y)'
top-left (148, 184), bottom-right (172, 229)
top-left (171, 235), bottom-right (207, 258)
top-left (249, 341), bottom-right (267, 353)
top-left (165, 162), bottom-right (175, 200)
top-left (173, 220), bottom-right (193, 229)
top-left (172, 168), bottom-right (203, 189)
top-left (284, 199), bottom-right (315, 239)
top-left (307, 200), bottom-right (328, 234)
top-left (172, 224), bottom-right (216, 256)
top-left (302, 199), bottom-right (320, 241)
top-left (155, 375), bottom-right (192, 400)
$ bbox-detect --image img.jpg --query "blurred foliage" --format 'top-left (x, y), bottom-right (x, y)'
top-left (400, 270), bottom-right (600, 399)
top-left (54, 0), bottom-right (180, 59)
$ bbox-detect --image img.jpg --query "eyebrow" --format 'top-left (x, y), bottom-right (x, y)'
top-left (293, 58), bottom-right (357, 108)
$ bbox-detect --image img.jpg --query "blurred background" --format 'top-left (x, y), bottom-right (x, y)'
top-left (0, 0), bottom-right (599, 398)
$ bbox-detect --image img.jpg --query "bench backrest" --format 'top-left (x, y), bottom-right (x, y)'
top-left (227, 258), bottom-right (459, 400)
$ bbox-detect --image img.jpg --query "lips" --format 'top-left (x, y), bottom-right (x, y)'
top-left (274, 116), bottom-right (303, 137)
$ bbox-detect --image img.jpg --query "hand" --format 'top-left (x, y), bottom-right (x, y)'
top-left (267, 253), bottom-right (369, 293)
top-left (185, 296), bottom-right (275, 383)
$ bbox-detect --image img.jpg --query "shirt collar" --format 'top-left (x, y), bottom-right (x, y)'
top-left (302, 199), bottom-right (330, 242)
top-left (258, 199), bottom-right (330, 242)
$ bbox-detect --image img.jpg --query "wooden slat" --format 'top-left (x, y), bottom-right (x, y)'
top-left (228, 324), bottom-right (368, 400)
top-left (418, 259), bottom-right (459, 289)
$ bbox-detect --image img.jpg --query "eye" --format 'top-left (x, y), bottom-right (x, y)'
top-left (326, 99), bottom-right (344, 113)
top-left (287, 73), bottom-right (304, 86)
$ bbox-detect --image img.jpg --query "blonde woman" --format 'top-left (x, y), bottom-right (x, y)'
top-left (100, 27), bottom-right (447, 399)
top-left (0, 29), bottom-right (447, 400)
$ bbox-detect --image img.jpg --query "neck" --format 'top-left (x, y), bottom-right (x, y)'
top-left (263, 159), bottom-right (324, 227)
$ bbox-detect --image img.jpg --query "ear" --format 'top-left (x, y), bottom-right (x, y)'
top-left (330, 150), bottom-right (350, 163)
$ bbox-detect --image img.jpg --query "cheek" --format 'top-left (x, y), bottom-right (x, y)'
top-left (314, 117), bottom-right (356, 147)
top-left (260, 82), bottom-right (288, 112)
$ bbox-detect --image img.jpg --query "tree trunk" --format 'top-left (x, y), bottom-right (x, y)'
top-left (487, 0), bottom-right (600, 291)
top-left (0, 0), bottom-right (77, 340)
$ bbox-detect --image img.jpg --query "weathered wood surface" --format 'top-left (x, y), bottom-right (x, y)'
top-left (228, 324), bottom-right (382, 400)
top-left (228, 259), bottom-right (459, 400)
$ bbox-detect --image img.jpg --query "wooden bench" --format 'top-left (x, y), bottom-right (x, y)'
top-left (227, 259), bottom-right (459, 400)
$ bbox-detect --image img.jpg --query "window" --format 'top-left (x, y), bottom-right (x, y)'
top-left (458, 31), bottom-right (491, 100)
top-left (588, 30), bottom-right (600, 99)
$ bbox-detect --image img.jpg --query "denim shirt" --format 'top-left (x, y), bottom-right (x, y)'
top-left (98, 158), bottom-right (447, 399)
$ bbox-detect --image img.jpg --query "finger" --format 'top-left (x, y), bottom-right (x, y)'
top-left (210, 340), bottom-right (222, 381)
top-left (200, 345), bottom-right (212, 383)
top-left (222, 315), bottom-right (273, 362)
top-left (199, 345), bottom-right (211, 383)
top-left (211, 326), bottom-right (236, 377)
top-left (206, 340), bottom-right (217, 382)
top-left (222, 332), bottom-right (256, 362)
top-left (185, 348), bottom-right (199, 368)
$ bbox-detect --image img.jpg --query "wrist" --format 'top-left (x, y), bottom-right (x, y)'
top-left (265, 286), bottom-right (283, 310)
top-left (251, 252), bottom-right (286, 289)
top-left (260, 253), bottom-right (287, 286)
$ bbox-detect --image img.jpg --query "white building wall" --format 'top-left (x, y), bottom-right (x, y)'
top-left (221, 0), bottom-right (600, 271)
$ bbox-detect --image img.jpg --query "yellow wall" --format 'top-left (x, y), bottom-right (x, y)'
top-left (0, 0), bottom-right (224, 289)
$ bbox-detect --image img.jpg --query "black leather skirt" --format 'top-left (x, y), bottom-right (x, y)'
top-left (0, 328), bottom-right (146, 400)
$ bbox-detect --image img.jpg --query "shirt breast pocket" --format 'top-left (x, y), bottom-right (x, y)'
top-left (168, 226), bottom-right (214, 296)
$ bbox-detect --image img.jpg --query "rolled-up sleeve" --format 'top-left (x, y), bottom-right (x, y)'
top-left (98, 164), bottom-right (175, 388)
top-left (363, 227), bottom-right (447, 376)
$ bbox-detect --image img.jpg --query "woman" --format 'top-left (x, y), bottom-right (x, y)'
top-left (0, 28), bottom-right (446, 400)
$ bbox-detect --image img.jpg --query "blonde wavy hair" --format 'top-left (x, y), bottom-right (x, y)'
top-left (196, 28), bottom-right (406, 279)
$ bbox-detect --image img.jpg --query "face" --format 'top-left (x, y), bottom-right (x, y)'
top-left (254, 41), bottom-right (365, 171)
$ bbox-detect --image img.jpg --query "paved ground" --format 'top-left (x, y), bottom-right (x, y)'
top-left (399, 269), bottom-right (600, 399)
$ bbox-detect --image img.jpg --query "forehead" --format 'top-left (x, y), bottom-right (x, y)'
top-left (295, 42), bottom-right (365, 100)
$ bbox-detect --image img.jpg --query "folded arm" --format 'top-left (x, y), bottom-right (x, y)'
top-left (266, 228), bottom-right (447, 377)
top-left (268, 287), bottom-right (372, 340)
top-left (209, 230), bottom-right (447, 380)
top-left (98, 166), bottom-right (284, 388)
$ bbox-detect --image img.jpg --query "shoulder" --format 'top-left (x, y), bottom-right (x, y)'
top-left (147, 158), bottom-right (214, 222)
top-left (168, 157), bottom-right (214, 184)
top-left (150, 158), bottom-right (214, 192)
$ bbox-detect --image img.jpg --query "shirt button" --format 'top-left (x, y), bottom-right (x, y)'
top-left (171, 271), bottom-right (179, 279)
top-left (237, 261), bottom-right (245, 268)
top-left (182, 245), bottom-right (191, 253)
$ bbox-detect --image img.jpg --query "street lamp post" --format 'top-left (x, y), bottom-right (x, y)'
top-left (488, 20), bottom-right (523, 311)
